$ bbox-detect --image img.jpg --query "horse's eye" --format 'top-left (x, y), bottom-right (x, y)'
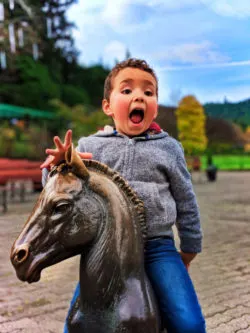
top-left (53, 202), bottom-right (70, 215)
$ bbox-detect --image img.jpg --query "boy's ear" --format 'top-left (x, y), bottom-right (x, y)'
top-left (102, 99), bottom-right (113, 117)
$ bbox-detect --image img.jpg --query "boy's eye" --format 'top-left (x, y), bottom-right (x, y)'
top-left (145, 91), bottom-right (153, 96)
top-left (122, 89), bottom-right (131, 94)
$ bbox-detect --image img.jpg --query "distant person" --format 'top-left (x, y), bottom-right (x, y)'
top-left (206, 155), bottom-right (217, 182)
top-left (41, 58), bottom-right (206, 333)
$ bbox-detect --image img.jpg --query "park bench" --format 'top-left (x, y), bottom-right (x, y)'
top-left (0, 159), bottom-right (42, 212)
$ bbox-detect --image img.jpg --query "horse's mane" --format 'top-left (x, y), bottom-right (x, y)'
top-left (51, 160), bottom-right (147, 242)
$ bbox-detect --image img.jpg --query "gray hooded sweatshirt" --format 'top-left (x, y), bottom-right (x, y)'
top-left (75, 127), bottom-right (202, 253)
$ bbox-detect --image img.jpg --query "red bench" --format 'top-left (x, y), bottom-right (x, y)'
top-left (0, 159), bottom-right (42, 212)
top-left (0, 159), bottom-right (41, 170)
top-left (0, 169), bottom-right (42, 186)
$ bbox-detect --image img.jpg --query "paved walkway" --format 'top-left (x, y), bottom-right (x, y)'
top-left (0, 172), bottom-right (250, 332)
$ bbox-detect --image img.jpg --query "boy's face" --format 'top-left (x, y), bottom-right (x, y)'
top-left (102, 68), bottom-right (158, 136)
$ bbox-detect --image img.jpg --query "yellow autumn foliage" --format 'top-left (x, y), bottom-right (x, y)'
top-left (244, 126), bottom-right (250, 152)
top-left (176, 95), bottom-right (207, 155)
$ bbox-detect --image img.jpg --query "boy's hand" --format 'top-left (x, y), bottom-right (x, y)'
top-left (180, 251), bottom-right (197, 271)
top-left (40, 130), bottom-right (92, 169)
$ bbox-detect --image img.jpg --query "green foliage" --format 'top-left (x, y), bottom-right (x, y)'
top-left (17, 56), bottom-right (60, 99)
top-left (11, 141), bottom-right (37, 159)
top-left (0, 120), bottom-right (50, 159)
top-left (1, 0), bottom-right (109, 110)
top-left (50, 100), bottom-right (112, 139)
top-left (200, 154), bottom-right (250, 170)
top-left (68, 64), bottom-right (109, 107)
top-left (0, 1), bottom-right (113, 158)
top-left (61, 85), bottom-right (90, 106)
top-left (0, 56), bottom-right (60, 109)
top-left (206, 143), bottom-right (244, 155)
top-left (204, 99), bottom-right (250, 128)
top-left (0, 54), bottom-right (109, 112)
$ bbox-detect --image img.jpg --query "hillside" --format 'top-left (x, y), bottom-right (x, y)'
top-left (204, 99), bottom-right (250, 127)
top-left (157, 105), bottom-right (249, 147)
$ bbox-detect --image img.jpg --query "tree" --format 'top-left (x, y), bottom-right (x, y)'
top-left (125, 48), bottom-right (131, 60)
top-left (50, 100), bottom-right (112, 139)
top-left (176, 95), bottom-right (207, 156)
top-left (0, 1), bottom-right (109, 111)
top-left (38, 0), bottom-right (79, 74)
top-left (0, 0), bottom-right (77, 76)
top-left (0, 54), bottom-right (109, 110)
top-left (67, 64), bottom-right (110, 107)
top-left (0, 0), bottom-right (41, 72)
top-left (0, 55), bottom-right (60, 109)
top-left (244, 126), bottom-right (250, 152)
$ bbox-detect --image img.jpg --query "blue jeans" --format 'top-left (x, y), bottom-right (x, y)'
top-left (64, 283), bottom-right (80, 333)
top-left (145, 237), bottom-right (206, 333)
top-left (64, 238), bottom-right (206, 333)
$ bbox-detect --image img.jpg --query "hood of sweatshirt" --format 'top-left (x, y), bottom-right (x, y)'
top-left (92, 122), bottom-right (169, 141)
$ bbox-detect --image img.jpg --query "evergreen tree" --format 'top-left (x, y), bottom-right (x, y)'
top-left (0, 1), bottom-right (109, 110)
top-left (125, 48), bottom-right (131, 59)
top-left (0, 0), bottom-right (77, 75)
top-left (0, 0), bottom-right (40, 71)
top-left (39, 1), bottom-right (78, 65)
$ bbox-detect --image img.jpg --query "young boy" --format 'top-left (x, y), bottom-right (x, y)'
top-left (41, 58), bottom-right (206, 333)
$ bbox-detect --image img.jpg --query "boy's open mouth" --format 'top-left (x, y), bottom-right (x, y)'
top-left (129, 109), bottom-right (144, 124)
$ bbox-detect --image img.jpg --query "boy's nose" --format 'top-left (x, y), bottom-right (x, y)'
top-left (134, 95), bottom-right (144, 103)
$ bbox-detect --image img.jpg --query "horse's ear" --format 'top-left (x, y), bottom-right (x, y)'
top-left (65, 144), bottom-right (89, 179)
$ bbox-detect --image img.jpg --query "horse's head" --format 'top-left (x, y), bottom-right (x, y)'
top-left (10, 146), bottom-right (102, 283)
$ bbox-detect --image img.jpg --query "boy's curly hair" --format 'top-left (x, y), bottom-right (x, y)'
top-left (103, 58), bottom-right (158, 101)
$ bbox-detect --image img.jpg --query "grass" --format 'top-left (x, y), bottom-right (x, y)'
top-left (200, 155), bottom-right (250, 170)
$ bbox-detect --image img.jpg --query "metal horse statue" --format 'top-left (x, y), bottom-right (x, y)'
top-left (10, 146), bottom-right (161, 333)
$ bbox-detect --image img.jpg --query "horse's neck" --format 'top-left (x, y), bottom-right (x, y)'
top-left (79, 178), bottom-right (145, 306)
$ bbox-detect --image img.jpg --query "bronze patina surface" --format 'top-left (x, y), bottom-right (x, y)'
top-left (10, 146), bottom-right (161, 332)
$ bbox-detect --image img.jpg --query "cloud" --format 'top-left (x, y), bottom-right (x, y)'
top-left (103, 41), bottom-right (127, 64)
top-left (68, 0), bottom-right (155, 36)
top-left (197, 84), bottom-right (250, 103)
top-left (67, 0), bottom-right (250, 105)
top-left (159, 59), bottom-right (250, 71)
top-left (148, 0), bottom-right (200, 12)
top-left (67, 3), bottom-right (103, 45)
top-left (225, 73), bottom-right (250, 83)
top-left (153, 41), bottom-right (229, 65)
top-left (102, 0), bottom-right (154, 33)
top-left (168, 87), bottom-right (183, 106)
top-left (201, 0), bottom-right (250, 18)
top-left (68, 0), bottom-right (104, 14)
top-left (101, 0), bottom-right (203, 32)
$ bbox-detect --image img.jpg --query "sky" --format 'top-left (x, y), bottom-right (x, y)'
top-left (67, 0), bottom-right (250, 106)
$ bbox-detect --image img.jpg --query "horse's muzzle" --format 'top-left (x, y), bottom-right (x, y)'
top-left (11, 243), bottom-right (30, 266)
